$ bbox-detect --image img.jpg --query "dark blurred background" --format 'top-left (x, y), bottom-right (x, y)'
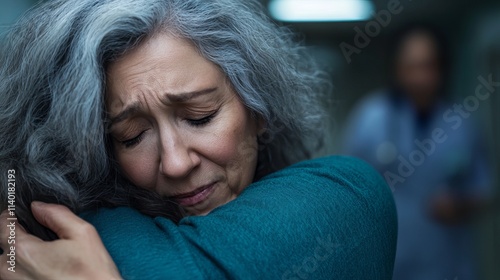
top-left (1, 0), bottom-right (499, 279)
top-left (262, 1), bottom-right (499, 278)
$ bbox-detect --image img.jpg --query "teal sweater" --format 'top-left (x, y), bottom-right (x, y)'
top-left (81, 156), bottom-right (397, 279)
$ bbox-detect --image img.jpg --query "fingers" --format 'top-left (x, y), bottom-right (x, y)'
top-left (0, 210), bottom-right (19, 251)
top-left (0, 211), bottom-right (32, 279)
top-left (31, 202), bottom-right (93, 240)
top-left (0, 210), bottom-right (31, 254)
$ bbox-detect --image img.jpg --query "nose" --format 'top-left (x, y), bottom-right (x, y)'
top-left (158, 126), bottom-right (200, 179)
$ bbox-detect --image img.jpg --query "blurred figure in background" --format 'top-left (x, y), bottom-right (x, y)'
top-left (342, 24), bottom-right (493, 279)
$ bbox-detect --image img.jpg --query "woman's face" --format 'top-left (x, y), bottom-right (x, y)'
top-left (106, 33), bottom-right (259, 216)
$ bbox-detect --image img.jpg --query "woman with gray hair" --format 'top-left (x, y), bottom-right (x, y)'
top-left (0, 0), bottom-right (397, 278)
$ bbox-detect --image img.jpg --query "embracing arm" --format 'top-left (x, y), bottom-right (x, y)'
top-left (0, 203), bottom-right (122, 280)
top-left (81, 156), bottom-right (397, 279)
top-left (0, 156), bottom-right (397, 279)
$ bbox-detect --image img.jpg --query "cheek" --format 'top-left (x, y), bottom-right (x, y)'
top-left (115, 141), bottom-right (158, 191)
top-left (198, 105), bottom-right (258, 190)
top-left (204, 125), bottom-right (257, 167)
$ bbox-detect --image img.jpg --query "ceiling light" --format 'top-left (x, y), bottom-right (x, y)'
top-left (268, 0), bottom-right (375, 22)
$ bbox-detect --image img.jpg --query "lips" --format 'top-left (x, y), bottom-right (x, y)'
top-left (169, 182), bottom-right (217, 207)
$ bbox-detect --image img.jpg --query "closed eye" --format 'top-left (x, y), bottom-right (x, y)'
top-left (186, 111), bottom-right (217, 127)
top-left (120, 131), bottom-right (146, 148)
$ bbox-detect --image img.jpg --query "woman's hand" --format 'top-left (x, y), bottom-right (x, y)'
top-left (0, 202), bottom-right (122, 280)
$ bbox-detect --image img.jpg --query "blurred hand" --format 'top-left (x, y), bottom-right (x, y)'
top-left (430, 192), bottom-right (460, 224)
top-left (0, 202), bottom-right (121, 280)
top-left (429, 192), bottom-right (480, 225)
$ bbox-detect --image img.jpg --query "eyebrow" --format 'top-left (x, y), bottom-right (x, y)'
top-left (108, 103), bottom-right (141, 126)
top-left (108, 87), bottom-right (218, 126)
top-left (164, 87), bottom-right (218, 103)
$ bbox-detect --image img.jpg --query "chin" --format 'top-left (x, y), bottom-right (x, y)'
top-left (184, 205), bottom-right (214, 216)
top-left (184, 195), bottom-right (234, 216)
top-left (188, 209), bottom-right (212, 216)
top-left (181, 197), bottom-right (217, 216)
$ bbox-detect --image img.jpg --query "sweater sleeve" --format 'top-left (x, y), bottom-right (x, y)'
top-left (81, 156), bottom-right (397, 280)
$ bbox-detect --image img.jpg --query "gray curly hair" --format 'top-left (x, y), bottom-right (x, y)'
top-left (0, 0), bottom-right (330, 240)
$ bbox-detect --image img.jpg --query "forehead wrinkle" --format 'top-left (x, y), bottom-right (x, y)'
top-left (124, 67), bottom-right (165, 94)
top-left (159, 87), bottom-right (219, 105)
top-left (108, 87), bottom-right (161, 126)
top-left (107, 101), bottom-right (140, 126)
